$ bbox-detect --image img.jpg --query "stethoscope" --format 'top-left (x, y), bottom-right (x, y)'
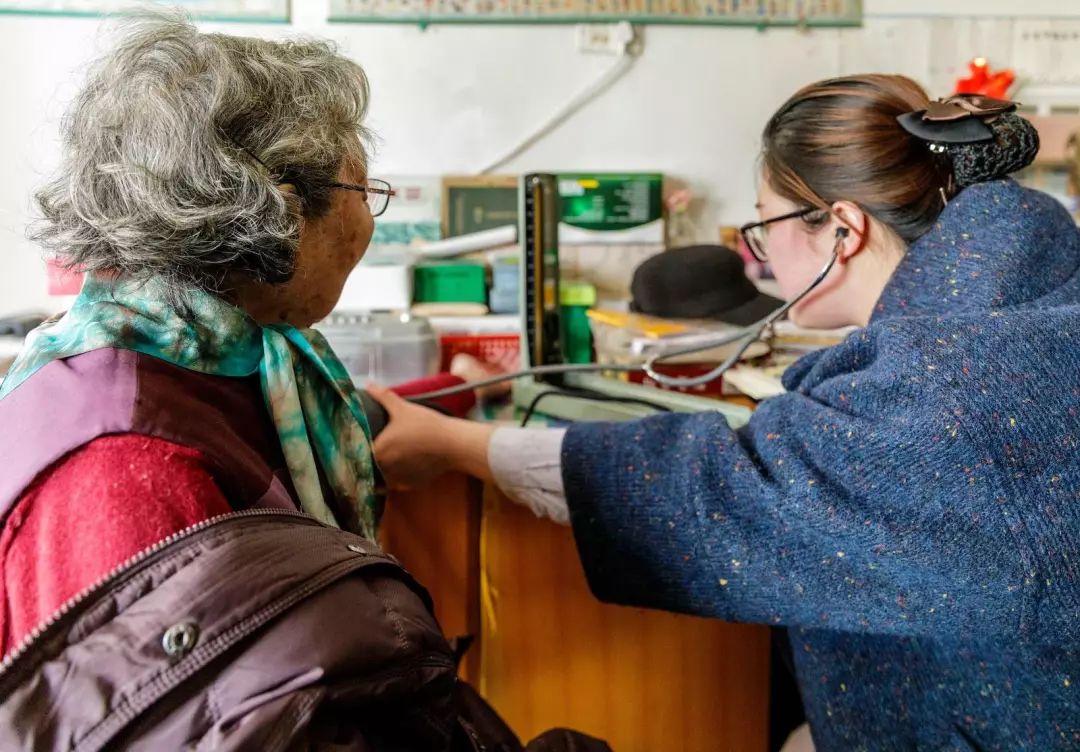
top-left (403, 227), bottom-right (847, 402)
top-left (640, 226), bottom-right (846, 388)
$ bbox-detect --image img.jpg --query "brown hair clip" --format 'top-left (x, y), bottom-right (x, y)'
top-left (898, 94), bottom-right (1019, 145)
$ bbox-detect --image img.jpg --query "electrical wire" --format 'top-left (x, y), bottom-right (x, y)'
top-left (402, 361), bottom-right (642, 402)
top-left (519, 383), bottom-right (671, 427)
top-left (478, 50), bottom-right (637, 175)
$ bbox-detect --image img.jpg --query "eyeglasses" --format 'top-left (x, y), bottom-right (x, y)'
top-left (739, 207), bottom-right (822, 262)
top-left (225, 137), bottom-right (397, 218)
top-left (328, 178), bottom-right (396, 218)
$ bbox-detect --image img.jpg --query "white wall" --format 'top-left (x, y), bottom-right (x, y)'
top-left (868, 0), bottom-right (1080, 18)
top-left (1, 0), bottom-right (1078, 314)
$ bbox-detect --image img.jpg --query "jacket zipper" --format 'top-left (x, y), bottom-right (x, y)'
top-left (0, 507), bottom-right (317, 677)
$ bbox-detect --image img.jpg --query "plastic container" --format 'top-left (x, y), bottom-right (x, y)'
top-left (315, 312), bottom-right (440, 387)
top-left (489, 257), bottom-right (520, 314)
top-left (488, 289), bottom-right (519, 314)
top-left (414, 262), bottom-right (488, 304)
top-left (559, 281), bottom-right (597, 364)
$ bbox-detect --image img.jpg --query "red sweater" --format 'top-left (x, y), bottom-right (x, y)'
top-left (0, 436), bottom-right (231, 655)
top-left (0, 376), bottom-right (473, 657)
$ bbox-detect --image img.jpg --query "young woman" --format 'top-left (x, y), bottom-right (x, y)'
top-left (0, 16), bottom-right (604, 750)
top-left (371, 75), bottom-right (1080, 750)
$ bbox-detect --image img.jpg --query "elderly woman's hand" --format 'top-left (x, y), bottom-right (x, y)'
top-left (368, 387), bottom-right (495, 490)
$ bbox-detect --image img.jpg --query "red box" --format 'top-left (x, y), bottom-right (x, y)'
top-left (439, 334), bottom-right (520, 372)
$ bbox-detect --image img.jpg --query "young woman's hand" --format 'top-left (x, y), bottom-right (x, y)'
top-left (367, 386), bottom-right (495, 490)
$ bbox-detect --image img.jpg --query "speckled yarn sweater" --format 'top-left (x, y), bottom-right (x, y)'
top-left (563, 179), bottom-right (1080, 751)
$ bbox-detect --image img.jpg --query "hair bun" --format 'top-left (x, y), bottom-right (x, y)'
top-left (897, 95), bottom-right (1041, 188)
top-left (950, 112), bottom-right (1040, 187)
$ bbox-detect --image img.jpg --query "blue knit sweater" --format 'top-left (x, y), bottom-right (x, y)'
top-left (562, 180), bottom-right (1080, 751)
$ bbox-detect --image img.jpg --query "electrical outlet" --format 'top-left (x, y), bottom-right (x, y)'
top-left (575, 22), bottom-right (636, 55)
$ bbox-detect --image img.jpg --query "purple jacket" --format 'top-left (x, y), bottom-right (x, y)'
top-left (0, 349), bottom-right (610, 751)
top-left (0, 348), bottom-right (299, 518)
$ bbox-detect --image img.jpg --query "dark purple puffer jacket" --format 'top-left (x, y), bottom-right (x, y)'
top-left (0, 510), bottom-right (609, 752)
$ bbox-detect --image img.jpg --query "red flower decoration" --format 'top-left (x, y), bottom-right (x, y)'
top-left (954, 58), bottom-right (1015, 100)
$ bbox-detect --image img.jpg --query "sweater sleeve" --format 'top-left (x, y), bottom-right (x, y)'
top-left (0, 434), bottom-right (231, 656)
top-left (561, 385), bottom-right (1029, 642)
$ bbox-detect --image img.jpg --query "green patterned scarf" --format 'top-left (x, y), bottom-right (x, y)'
top-left (0, 275), bottom-right (378, 538)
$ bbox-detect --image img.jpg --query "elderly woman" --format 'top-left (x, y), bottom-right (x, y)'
top-left (0, 16), bottom-right (605, 751)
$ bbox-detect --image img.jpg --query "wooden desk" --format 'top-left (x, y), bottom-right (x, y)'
top-left (380, 473), bottom-right (482, 680)
top-left (383, 475), bottom-right (771, 750)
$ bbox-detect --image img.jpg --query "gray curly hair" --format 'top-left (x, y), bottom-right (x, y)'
top-left (32, 12), bottom-right (372, 300)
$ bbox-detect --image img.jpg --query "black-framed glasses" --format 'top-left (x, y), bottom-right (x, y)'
top-left (739, 207), bottom-right (821, 262)
top-left (328, 178), bottom-right (396, 218)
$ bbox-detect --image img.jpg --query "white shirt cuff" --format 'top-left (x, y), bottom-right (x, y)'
top-left (487, 427), bottom-right (569, 525)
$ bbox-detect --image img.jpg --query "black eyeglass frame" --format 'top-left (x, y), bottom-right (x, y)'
top-left (739, 207), bottom-right (823, 262)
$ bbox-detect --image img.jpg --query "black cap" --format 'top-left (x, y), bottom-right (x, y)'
top-left (630, 245), bottom-right (783, 326)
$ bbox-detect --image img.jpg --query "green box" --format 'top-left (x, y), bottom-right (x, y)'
top-left (558, 173), bottom-right (663, 231)
top-left (560, 281), bottom-right (598, 365)
top-left (413, 262), bottom-right (488, 304)
top-left (555, 173), bottom-right (665, 245)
